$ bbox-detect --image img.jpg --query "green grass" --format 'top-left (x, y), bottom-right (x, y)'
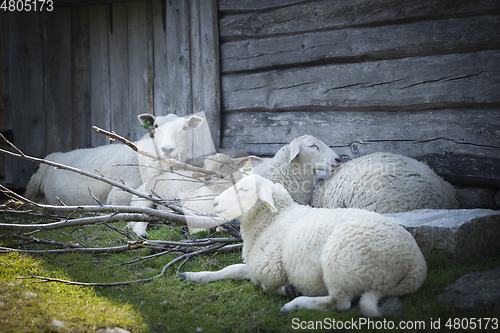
top-left (0, 216), bottom-right (499, 333)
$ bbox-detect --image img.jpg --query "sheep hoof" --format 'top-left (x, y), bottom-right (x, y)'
top-left (278, 307), bottom-right (293, 317)
top-left (285, 285), bottom-right (300, 299)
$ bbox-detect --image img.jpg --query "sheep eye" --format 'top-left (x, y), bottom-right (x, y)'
top-left (309, 144), bottom-right (319, 150)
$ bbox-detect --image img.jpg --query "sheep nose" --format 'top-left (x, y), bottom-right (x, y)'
top-left (162, 147), bottom-right (175, 156)
top-left (335, 157), bottom-right (341, 163)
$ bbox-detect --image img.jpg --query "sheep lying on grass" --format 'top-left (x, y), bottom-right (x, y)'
top-left (25, 113), bottom-right (204, 206)
top-left (129, 135), bottom-right (340, 236)
top-left (312, 152), bottom-right (459, 213)
top-left (181, 175), bottom-right (427, 317)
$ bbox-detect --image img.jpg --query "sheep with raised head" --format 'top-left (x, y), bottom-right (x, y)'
top-left (24, 113), bottom-right (204, 206)
top-left (180, 175), bottom-right (427, 317)
top-left (311, 152), bottom-right (459, 213)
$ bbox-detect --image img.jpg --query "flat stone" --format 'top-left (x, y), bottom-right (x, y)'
top-left (387, 209), bottom-right (500, 262)
top-left (436, 267), bottom-right (500, 309)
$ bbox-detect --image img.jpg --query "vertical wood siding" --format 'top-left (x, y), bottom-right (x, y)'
top-left (1, 0), bottom-right (221, 188)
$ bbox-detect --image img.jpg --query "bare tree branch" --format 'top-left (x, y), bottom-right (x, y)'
top-left (92, 126), bottom-right (230, 179)
top-left (0, 130), bottom-right (243, 288)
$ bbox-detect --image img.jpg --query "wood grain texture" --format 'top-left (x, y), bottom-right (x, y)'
top-left (2, 12), bottom-right (45, 187)
top-left (127, 0), bottom-right (154, 142)
top-left (222, 50), bottom-right (500, 112)
top-left (219, 0), bottom-right (500, 41)
top-left (89, 6), bottom-right (111, 147)
top-left (166, 0), bottom-right (192, 117)
top-left (222, 109), bottom-right (500, 185)
top-left (70, 7), bottom-right (91, 149)
top-left (191, 0), bottom-right (222, 148)
top-left (221, 15), bottom-right (500, 73)
top-left (43, 8), bottom-right (72, 153)
top-left (108, 2), bottom-right (130, 140)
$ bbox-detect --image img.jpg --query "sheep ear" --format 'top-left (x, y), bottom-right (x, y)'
top-left (288, 140), bottom-right (301, 162)
top-left (185, 115), bottom-right (204, 129)
top-left (138, 113), bottom-right (156, 126)
top-left (258, 185), bottom-right (278, 213)
top-left (233, 156), bottom-right (264, 169)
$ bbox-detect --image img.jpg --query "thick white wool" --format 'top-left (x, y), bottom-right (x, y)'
top-left (312, 152), bottom-right (459, 213)
top-left (184, 175), bottom-right (427, 317)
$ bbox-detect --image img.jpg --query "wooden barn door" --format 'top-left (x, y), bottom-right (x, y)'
top-left (1, 0), bottom-right (221, 189)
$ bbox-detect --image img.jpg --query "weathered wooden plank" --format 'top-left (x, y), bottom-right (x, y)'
top-left (127, 0), bottom-right (154, 141)
top-left (222, 50), bottom-right (500, 112)
top-left (190, 0), bottom-right (222, 148)
top-left (218, 0), bottom-right (306, 12)
top-left (151, 0), bottom-right (169, 116)
top-left (55, 0), bottom-right (132, 6)
top-left (219, 0), bottom-right (500, 41)
top-left (71, 7), bottom-right (91, 149)
top-left (42, 8), bottom-right (72, 153)
top-left (0, 13), bottom-right (7, 182)
top-left (3, 12), bottom-right (45, 187)
top-left (222, 109), bottom-right (500, 186)
top-left (89, 6), bottom-right (111, 147)
top-left (221, 15), bottom-right (500, 73)
top-left (166, 0), bottom-right (192, 117)
top-left (108, 2), bottom-right (130, 140)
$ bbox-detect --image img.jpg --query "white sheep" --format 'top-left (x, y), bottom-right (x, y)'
top-left (180, 175), bottom-right (427, 317)
top-left (129, 135), bottom-right (340, 236)
top-left (251, 135), bottom-right (341, 205)
top-left (24, 113), bottom-right (204, 206)
top-left (311, 152), bottom-right (459, 213)
top-left (128, 153), bottom-right (264, 235)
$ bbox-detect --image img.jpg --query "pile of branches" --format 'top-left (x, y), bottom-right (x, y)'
top-left (0, 129), bottom-right (242, 286)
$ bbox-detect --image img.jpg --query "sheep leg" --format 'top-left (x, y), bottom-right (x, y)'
top-left (279, 294), bottom-right (350, 316)
top-left (128, 183), bottom-right (154, 238)
top-left (180, 263), bottom-right (250, 283)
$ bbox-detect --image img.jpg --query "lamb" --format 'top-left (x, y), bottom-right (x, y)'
top-left (311, 152), bottom-right (459, 213)
top-left (24, 113), bottom-right (204, 206)
top-left (180, 175), bottom-right (427, 317)
top-left (129, 135), bottom-right (340, 236)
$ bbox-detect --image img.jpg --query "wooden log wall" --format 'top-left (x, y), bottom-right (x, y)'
top-left (218, 0), bottom-right (500, 187)
top-left (1, 0), bottom-right (221, 188)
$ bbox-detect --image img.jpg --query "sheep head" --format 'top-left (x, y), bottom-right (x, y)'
top-left (137, 113), bottom-right (204, 162)
top-left (288, 135), bottom-right (341, 172)
top-left (213, 175), bottom-right (278, 218)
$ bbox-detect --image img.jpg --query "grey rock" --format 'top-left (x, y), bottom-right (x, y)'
top-left (457, 187), bottom-right (498, 209)
top-left (51, 320), bottom-right (65, 328)
top-left (99, 328), bottom-right (130, 333)
top-left (387, 209), bottom-right (500, 262)
top-left (436, 267), bottom-right (500, 309)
